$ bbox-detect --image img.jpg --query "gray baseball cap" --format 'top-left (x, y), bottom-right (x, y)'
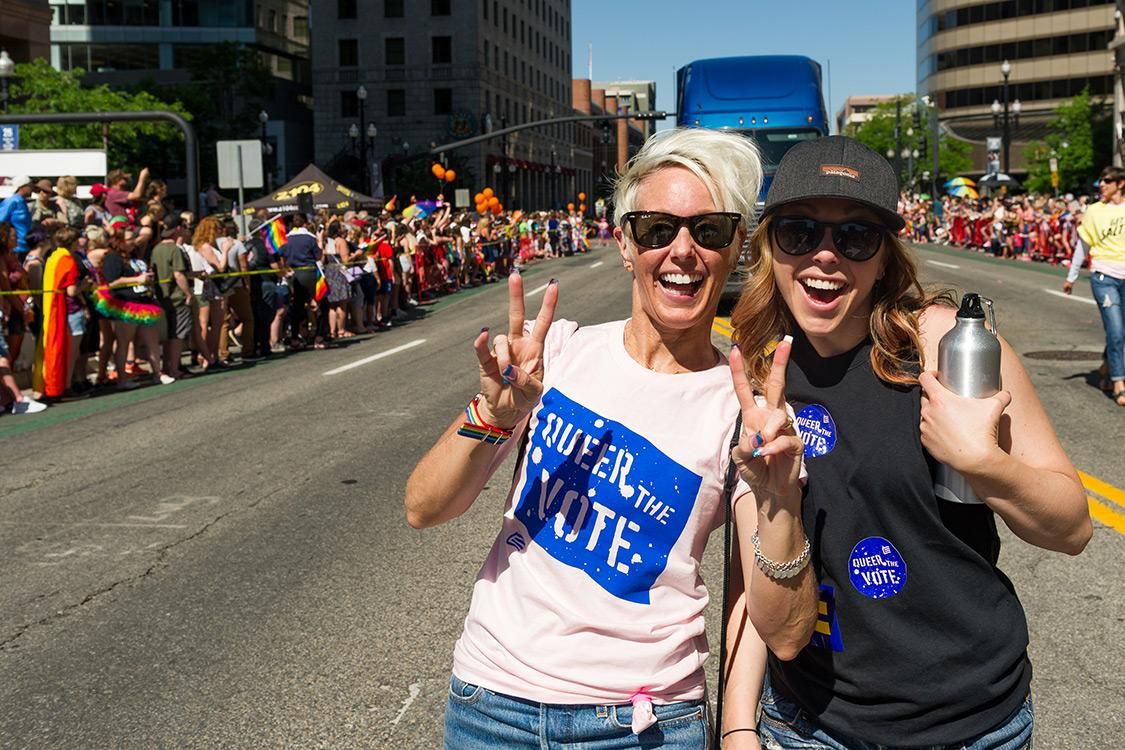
top-left (762, 136), bottom-right (905, 231)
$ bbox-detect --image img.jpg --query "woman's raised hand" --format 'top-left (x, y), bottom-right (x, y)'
top-left (472, 271), bottom-right (558, 428)
top-left (729, 337), bottom-right (804, 509)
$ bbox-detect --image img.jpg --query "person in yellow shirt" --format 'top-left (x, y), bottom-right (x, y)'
top-left (1074, 166), bottom-right (1125, 406)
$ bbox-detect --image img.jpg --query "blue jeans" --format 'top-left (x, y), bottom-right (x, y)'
top-left (444, 675), bottom-right (709, 749)
top-left (1091, 271), bottom-right (1125, 382)
top-left (757, 676), bottom-right (1032, 750)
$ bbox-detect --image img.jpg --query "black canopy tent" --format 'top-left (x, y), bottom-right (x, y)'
top-left (241, 164), bottom-right (381, 215)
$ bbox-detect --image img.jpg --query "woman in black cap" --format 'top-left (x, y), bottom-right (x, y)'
top-left (723, 136), bottom-right (1091, 749)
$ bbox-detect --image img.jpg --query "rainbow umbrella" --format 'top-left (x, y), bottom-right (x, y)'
top-left (945, 177), bottom-right (976, 188)
top-left (947, 185), bottom-right (979, 199)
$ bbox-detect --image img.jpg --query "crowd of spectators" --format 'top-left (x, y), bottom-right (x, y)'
top-left (0, 169), bottom-right (605, 416)
top-left (898, 191), bottom-right (1089, 264)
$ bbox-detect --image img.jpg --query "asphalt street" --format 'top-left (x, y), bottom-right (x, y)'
top-left (0, 240), bottom-right (1122, 749)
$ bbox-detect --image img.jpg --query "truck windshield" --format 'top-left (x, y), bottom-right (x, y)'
top-left (739, 129), bottom-right (822, 172)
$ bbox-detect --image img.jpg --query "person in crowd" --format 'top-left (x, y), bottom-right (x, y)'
top-left (33, 227), bottom-right (85, 401)
top-left (278, 212), bottom-right (324, 350)
top-left (30, 180), bottom-right (60, 230)
top-left (727, 136), bottom-right (1092, 750)
top-left (1066, 165), bottom-right (1125, 406)
top-left (406, 128), bottom-right (769, 749)
top-left (0, 176), bottom-right (34, 257)
top-left (53, 176), bottom-right (85, 230)
top-left (0, 220), bottom-right (29, 364)
top-left (151, 218), bottom-right (195, 380)
top-left (321, 220), bottom-right (351, 339)
top-left (82, 225), bottom-right (116, 386)
top-left (217, 219), bottom-right (256, 362)
top-left (104, 167), bottom-right (149, 221)
top-left (191, 215), bottom-right (229, 368)
top-left (85, 183), bottom-right (112, 228)
top-left (244, 218), bottom-right (281, 358)
top-left (97, 229), bottom-right (170, 389)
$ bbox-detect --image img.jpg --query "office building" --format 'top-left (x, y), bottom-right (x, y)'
top-left (836, 95), bottom-right (896, 135)
top-left (1, 0), bottom-right (51, 64)
top-left (310, 0), bottom-right (575, 208)
top-left (917, 0), bottom-right (1117, 173)
top-left (47, 0), bottom-right (313, 182)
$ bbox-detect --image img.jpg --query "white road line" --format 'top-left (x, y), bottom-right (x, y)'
top-left (323, 339), bottom-right (427, 376)
top-left (391, 682), bottom-right (421, 725)
top-left (926, 259), bottom-right (961, 270)
top-left (1042, 288), bottom-right (1097, 305)
top-left (589, 261), bottom-right (604, 269)
top-left (526, 282), bottom-right (550, 297)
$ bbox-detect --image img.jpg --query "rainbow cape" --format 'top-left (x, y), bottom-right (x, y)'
top-left (315, 263), bottom-right (329, 302)
top-left (262, 219), bottom-right (287, 255)
top-left (32, 247), bottom-right (79, 398)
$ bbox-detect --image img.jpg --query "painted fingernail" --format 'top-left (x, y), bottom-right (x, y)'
top-left (502, 364), bottom-right (514, 379)
top-left (549, 277), bottom-right (559, 285)
top-left (511, 266), bottom-right (521, 275)
top-left (782, 335), bottom-right (794, 344)
top-left (730, 343), bottom-right (739, 352)
top-left (752, 432), bottom-right (763, 448)
top-left (751, 448), bottom-right (762, 459)
top-left (481, 326), bottom-right (489, 333)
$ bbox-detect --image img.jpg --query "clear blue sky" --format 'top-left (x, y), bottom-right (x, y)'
top-left (571, 0), bottom-right (917, 131)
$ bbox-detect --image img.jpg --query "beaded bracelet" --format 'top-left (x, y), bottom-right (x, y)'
top-left (456, 394), bottom-right (514, 446)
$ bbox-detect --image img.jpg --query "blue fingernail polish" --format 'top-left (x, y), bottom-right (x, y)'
top-left (502, 364), bottom-right (514, 378)
top-left (751, 448), bottom-right (762, 459)
top-left (752, 432), bottom-right (763, 448)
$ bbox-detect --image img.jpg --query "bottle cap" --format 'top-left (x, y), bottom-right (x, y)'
top-left (957, 293), bottom-right (985, 319)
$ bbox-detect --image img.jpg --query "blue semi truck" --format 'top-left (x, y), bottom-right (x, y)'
top-left (675, 54), bottom-right (830, 301)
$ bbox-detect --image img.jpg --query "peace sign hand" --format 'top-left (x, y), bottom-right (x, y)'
top-left (472, 272), bottom-right (559, 428)
top-left (729, 336), bottom-right (804, 511)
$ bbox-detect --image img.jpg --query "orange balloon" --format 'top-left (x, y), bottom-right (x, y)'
top-left (474, 192), bottom-right (484, 203)
top-left (491, 203), bottom-right (502, 215)
top-left (578, 192), bottom-right (586, 201)
top-left (567, 202), bottom-right (575, 211)
top-left (488, 196), bottom-right (500, 207)
top-left (483, 187), bottom-right (494, 198)
top-left (445, 170), bottom-right (456, 183)
top-left (431, 164), bottom-right (443, 178)
top-left (579, 203), bottom-right (587, 213)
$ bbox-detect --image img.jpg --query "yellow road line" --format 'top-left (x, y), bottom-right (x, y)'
top-left (1088, 497), bottom-right (1125, 535)
top-left (1079, 471), bottom-right (1125, 511)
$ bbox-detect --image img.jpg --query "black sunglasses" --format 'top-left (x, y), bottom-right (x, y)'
top-left (621, 211), bottom-right (742, 251)
top-left (772, 217), bottom-right (886, 261)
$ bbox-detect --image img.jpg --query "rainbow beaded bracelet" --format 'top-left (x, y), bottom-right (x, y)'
top-left (456, 394), bottom-right (514, 445)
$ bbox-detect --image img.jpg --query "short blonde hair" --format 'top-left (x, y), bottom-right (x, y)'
top-left (55, 175), bottom-right (78, 199)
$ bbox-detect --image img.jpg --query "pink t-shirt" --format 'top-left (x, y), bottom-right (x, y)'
top-left (453, 319), bottom-right (746, 705)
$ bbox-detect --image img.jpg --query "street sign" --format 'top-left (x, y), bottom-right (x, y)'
top-left (0, 125), bottom-right (18, 151)
top-left (0, 148), bottom-right (106, 177)
top-left (454, 188), bottom-right (470, 208)
top-left (216, 139), bottom-right (264, 190)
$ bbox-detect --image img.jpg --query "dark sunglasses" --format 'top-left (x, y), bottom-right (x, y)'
top-left (621, 211), bottom-right (742, 251)
top-left (772, 217), bottom-right (886, 261)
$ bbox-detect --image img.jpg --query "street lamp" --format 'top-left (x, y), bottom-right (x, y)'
top-left (258, 109), bottom-right (273, 190)
top-left (0, 50), bottom-right (15, 114)
top-left (992, 60), bottom-right (1021, 173)
top-left (356, 84), bottom-right (369, 192)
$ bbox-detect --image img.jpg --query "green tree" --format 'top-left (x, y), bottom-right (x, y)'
top-left (1024, 89), bottom-right (1110, 194)
top-left (852, 95), bottom-right (972, 188)
top-left (7, 58), bottom-right (190, 177)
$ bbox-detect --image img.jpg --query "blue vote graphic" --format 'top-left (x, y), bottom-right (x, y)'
top-left (848, 536), bottom-right (908, 599)
top-left (795, 403), bottom-right (837, 458)
top-left (514, 388), bottom-right (701, 605)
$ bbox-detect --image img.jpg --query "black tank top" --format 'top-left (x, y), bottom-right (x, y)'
top-left (770, 332), bottom-right (1031, 746)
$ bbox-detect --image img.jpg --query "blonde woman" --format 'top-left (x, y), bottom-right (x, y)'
top-left (54, 176), bottom-right (85, 229)
top-left (190, 216), bottom-right (228, 369)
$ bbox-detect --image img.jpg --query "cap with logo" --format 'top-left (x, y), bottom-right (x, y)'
top-left (762, 135), bottom-right (905, 231)
top-left (90, 183), bottom-right (109, 198)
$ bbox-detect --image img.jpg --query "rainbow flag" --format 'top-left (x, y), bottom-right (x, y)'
top-left (262, 218), bottom-right (287, 255)
top-left (384, 195), bottom-right (397, 213)
top-left (33, 247), bottom-right (79, 398)
top-left (314, 263), bottom-right (329, 302)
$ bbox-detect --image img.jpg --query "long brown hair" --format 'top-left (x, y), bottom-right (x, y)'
top-left (191, 215), bottom-right (222, 248)
top-left (730, 214), bottom-right (954, 388)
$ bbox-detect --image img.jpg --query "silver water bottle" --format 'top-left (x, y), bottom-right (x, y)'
top-left (934, 293), bottom-right (1001, 505)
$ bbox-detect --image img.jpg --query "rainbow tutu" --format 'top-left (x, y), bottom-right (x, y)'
top-left (93, 288), bottom-right (162, 326)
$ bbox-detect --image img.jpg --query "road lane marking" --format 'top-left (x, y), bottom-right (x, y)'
top-left (322, 339), bottom-right (427, 376)
top-left (1088, 497), bottom-right (1125, 535)
top-left (589, 261), bottom-right (604, 269)
top-left (1080, 471), bottom-right (1125, 511)
top-left (526, 282), bottom-right (551, 297)
top-left (1042, 288), bottom-right (1096, 305)
top-left (391, 682), bottom-right (421, 725)
top-left (927, 260), bottom-right (961, 270)
top-left (0, 522), bottom-right (188, 529)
